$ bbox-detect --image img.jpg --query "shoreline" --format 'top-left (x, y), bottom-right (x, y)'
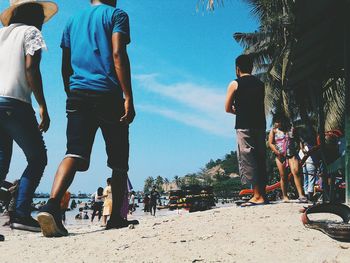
top-left (1, 203), bottom-right (350, 262)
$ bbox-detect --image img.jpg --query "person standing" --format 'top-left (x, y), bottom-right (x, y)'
top-left (91, 187), bottom-right (104, 222)
top-left (225, 54), bottom-right (268, 206)
top-left (299, 142), bottom-right (317, 201)
top-left (0, 0), bottom-right (57, 231)
top-left (37, 0), bottom-right (137, 237)
top-left (150, 186), bottom-right (160, 216)
top-left (128, 191), bottom-right (135, 214)
top-left (269, 114), bottom-right (307, 202)
top-left (143, 194), bottom-right (150, 212)
top-left (101, 178), bottom-right (112, 227)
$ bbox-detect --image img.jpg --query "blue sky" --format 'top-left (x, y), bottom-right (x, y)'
top-left (0, 0), bottom-right (258, 193)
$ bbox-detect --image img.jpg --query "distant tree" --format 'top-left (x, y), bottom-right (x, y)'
top-left (155, 175), bottom-right (164, 192)
top-left (214, 172), bottom-right (230, 182)
top-left (164, 178), bottom-right (170, 184)
top-left (206, 159), bottom-right (216, 169)
top-left (185, 173), bottom-right (201, 186)
top-left (144, 176), bottom-right (154, 193)
top-left (174, 175), bottom-right (181, 187)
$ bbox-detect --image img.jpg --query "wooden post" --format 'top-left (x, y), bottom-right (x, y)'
top-left (345, 0), bottom-right (350, 205)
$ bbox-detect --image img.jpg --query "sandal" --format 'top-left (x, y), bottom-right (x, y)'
top-left (302, 203), bottom-right (350, 242)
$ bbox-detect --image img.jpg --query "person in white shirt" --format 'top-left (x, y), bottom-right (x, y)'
top-left (0, 0), bottom-right (57, 232)
top-left (299, 142), bottom-right (318, 201)
top-left (128, 191), bottom-right (135, 214)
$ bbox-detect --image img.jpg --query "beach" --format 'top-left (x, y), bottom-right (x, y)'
top-left (0, 203), bottom-right (349, 263)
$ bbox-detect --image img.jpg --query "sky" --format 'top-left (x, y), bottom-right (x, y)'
top-left (0, 0), bottom-right (258, 193)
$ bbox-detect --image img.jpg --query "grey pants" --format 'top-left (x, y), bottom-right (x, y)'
top-left (236, 129), bottom-right (267, 186)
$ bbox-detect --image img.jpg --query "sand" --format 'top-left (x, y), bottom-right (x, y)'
top-left (0, 203), bottom-right (350, 263)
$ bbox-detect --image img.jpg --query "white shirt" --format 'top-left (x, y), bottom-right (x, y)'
top-left (0, 23), bottom-right (46, 104)
top-left (129, 194), bottom-right (135, 205)
top-left (299, 145), bottom-right (314, 165)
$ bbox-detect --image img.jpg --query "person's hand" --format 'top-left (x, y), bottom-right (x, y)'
top-left (120, 98), bottom-right (136, 124)
top-left (277, 153), bottom-right (286, 162)
top-left (38, 105), bottom-right (50, 132)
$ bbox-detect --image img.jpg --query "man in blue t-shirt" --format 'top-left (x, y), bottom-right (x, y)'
top-left (38, 0), bottom-right (137, 237)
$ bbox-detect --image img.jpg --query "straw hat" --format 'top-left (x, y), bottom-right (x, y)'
top-left (0, 0), bottom-right (58, 26)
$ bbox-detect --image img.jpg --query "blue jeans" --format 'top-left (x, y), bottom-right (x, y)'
top-left (303, 163), bottom-right (317, 194)
top-left (0, 97), bottom-right (47, 217)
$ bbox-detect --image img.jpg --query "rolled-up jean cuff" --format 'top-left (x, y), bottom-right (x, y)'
top-left (64, 154), bottom-right (89, 163)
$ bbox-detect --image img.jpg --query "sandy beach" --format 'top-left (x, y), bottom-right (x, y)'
top-left (0, 203), bottom-right (349, 263)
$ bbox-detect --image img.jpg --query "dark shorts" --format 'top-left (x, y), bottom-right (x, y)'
top-left (65, 90), bottom-right (129, 172)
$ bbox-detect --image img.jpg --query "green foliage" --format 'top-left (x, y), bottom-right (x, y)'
top-left (143, 176), bottom-right (154, 193)
top-left (212, 178), bottom-right (242, 198)
top-left (205, 151), bottom-right (239, 174)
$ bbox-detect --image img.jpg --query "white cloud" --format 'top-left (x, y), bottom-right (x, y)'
top-left (134, 74), bottom-right (234, 137)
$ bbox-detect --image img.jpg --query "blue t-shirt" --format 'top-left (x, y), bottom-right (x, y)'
top-left (61, 5), bottom-right (130, 94)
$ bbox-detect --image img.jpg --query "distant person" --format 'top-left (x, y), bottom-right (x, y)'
top-left (128, 191), bottom-right (135, 214)
top-left (143, 194), bottom-right (150, 212)
top-left (60, 191), bottom-right (71, 224)
top-left (299, 142), bottom-right (317, 201)
top-left (150, 186), bottom-right (160, 216)
top-left (37, 0), bottom-right (137, 237)
top-left (0, 0), bottom-right (57, 232)
top-left (91, 187), bottom-right (104, 222)
top-left (70, 199), bottom-right (77, 210)
top-left (268, 113), bottom-right (307, 203)
top-left (102, 178), bottom-right (112, 227)
top-left (225, 54), bottom-right (267, 206)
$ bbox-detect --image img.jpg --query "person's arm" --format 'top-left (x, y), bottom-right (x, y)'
top-left (268, 129), bottom-right (280, 156)
top-left (62, 47), bottom-right (73, 95)
top-left (112, 33), bottom-right (135, 124)
top-left (25, 51), bottom-right (50, 132)
top-left (225, 81), bottom-right (238, 114)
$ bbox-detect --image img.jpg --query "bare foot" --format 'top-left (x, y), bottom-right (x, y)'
top-left (282, 197), bottom-right (290, 203)
top-left (248, 197), bottom-right (266, 204)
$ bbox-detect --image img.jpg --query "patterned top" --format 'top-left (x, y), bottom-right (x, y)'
top-left (0, 24), bottom-right (46, 104)
top-left (274, 128), bottom-right (295, 156)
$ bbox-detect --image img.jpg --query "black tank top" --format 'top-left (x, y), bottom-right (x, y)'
top-left (234, 75), bottom-right (266, 129)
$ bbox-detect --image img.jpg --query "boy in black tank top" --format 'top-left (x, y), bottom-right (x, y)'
top-left (225, 54), bottom-right (268, 206)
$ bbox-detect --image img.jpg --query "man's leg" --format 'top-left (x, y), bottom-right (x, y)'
top-left (110, 170), bottom-right (128, 220)
top-left (50, 157), bottom-right (85, 201)
top-left (237, 130), bottom-right (266, 204)
top-left (38, 96), bottom-right (96, 237)
top-left (253, 129), bottom-right (268, 202)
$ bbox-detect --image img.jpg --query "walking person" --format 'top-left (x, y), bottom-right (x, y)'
top-left (0, 0), bottom-right (57, 231)
top-left (225, 54), bottom-right (268, 207)
top-left (268, 113), bottom-right (307, 202)
top-left (37, 0), bottom-right (138, 237)
top-left (91, 187), bottom-right (104, 222)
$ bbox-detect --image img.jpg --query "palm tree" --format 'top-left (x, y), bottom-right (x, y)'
top-left (144, 176), bottom-right (154, 193)
top-left (222, 0), bottom-right (344, 132)
top-left (174, 175), bottom-right (181, 188)
top-left (155, 176), bottom-right (164, 192)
